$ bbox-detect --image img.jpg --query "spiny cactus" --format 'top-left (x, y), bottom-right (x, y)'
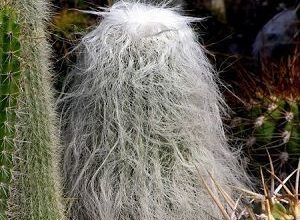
top-left (0, 1), bottom-right (65, 219)
top-left (204, 159), bottom-right (300, 220)
top-left (0, 6), bottom-right (20, 216)
top-left (231, 95), bottom-right (300, 175)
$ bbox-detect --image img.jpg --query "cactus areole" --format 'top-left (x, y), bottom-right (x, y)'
top-left (0, 6), bottom-right (20, 216)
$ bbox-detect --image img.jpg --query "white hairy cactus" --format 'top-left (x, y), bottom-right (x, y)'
top-left (60, 1), bottom-right (247, 220)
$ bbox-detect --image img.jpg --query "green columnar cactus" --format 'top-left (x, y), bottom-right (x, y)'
top-left (0, 6), bottom-right (20, 217)
top-left (0, 1), bottom-right (65, 219)
top-left (231, 96), bottom-right (300, 174)
top-left (251, 99), bottom-right (300, 153)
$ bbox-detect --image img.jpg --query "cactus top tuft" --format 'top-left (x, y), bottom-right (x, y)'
top-left (88, 2), bottom-right (202, 38)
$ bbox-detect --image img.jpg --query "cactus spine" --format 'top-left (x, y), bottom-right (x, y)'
top-left (0, 1), bottom-right (65, 219)
top-left (252, 99), bottom-right (300, 153)
top-left (231, 96), bottom-right (300, 174)
top-left (0, 6), bottom-right (20, 217)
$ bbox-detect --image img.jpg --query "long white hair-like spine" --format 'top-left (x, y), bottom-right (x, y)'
top-left (60, 2), bottom-right (248, 219)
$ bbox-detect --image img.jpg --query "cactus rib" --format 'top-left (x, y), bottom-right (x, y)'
top-left (0, 6), bottom-right (20, 218)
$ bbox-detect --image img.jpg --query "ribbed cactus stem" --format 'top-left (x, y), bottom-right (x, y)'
top-left (232, 96), bottom-right (300, 174)
top-left (0, 6), bottom-right (20, 218)
top-left (0, 1), bottom-right (65, 219)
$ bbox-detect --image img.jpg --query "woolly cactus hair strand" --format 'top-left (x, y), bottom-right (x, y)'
top-left (60, 1), bottom-right (248, 220)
